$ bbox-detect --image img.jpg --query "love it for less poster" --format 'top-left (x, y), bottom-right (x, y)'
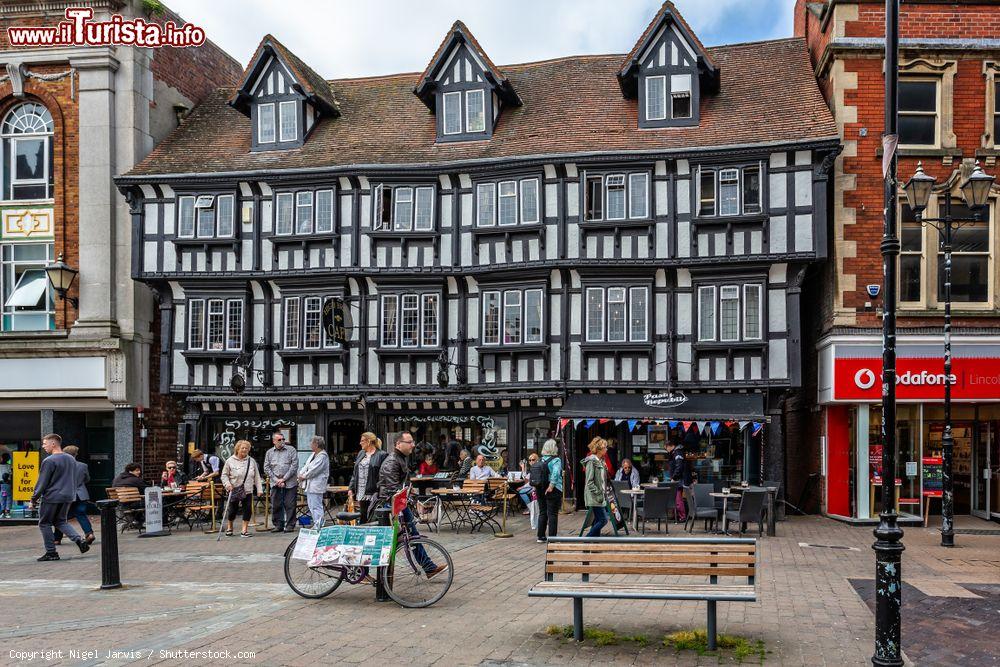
top-left (13, 451), bottom-right (39, 502)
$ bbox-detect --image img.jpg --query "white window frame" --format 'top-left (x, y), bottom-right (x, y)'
top-left (466, 89), bottom-right (486, 133)
top-left (188, 298), bottom-right (205, 349)
top-left (257, 102), bottom-right (275, 144)
top-left (421, 294), bottom-right (439, 347)
top-left (372, 184), bottom-right (388, 232)
top-left (718, 169), bottom-right (741, 217)
top-left (393, 186), bottom-right (414, 232)
top-left (628, 173), bottom-right (649, 219)
top-left (498, 180), bottom-right (518, 227)
top-left (605, 174), bottom-right (627, 221)
top-left (178, 196), bottom-right (196, 238)
top-left (898, 77), bottom-right (939, 148)
top-left (606, 286), bottom-right (627, 342)
top-left (585, 287), bottom-right (605, 342)
top-left (295, 191), bottom-right (313, 235)
top-left (742, 165), bottom-right (762, 215)
top-left (503, 289), bottom-right (522, 344)
top-left (206, 298), bottom-right (225, 351)
top-left (698, 167), bottom-right (716, 217)
top-left (482, 290), bottom-right (501, 345)
top-left (443, 91), bottom-right (462, 135)
top-left (477, 182), bottom-right (496, 227)
top-left (743, 284), bottom-right (763, 341)
top-left (645, 75), bottom-right (667, 121)
top-left (284, 296), bottom-right (301, 349)
top-left (414, 186), bottom-right (435, 231)
top-left (719, 285), bottom-right (740, 343)
top-left (520, 178), bottom-right (540, 224)
top-left (629, 286), bottom-right (648, 342)
top-left (9, 136), bottom-right (49, 195)
top-left (215, 194), bottom-right (235, 238)
top-left (275, 192), bottom-right (294, 236)
top-left (225, 299), bottom-right (243, 351)
top-left (278, 100), bottom-right (297, 142)
top-left (303, 296), bottom-right (322, 349)
top-left (525, 288), bottom-right (543, 344)
top-left (697, 285), bottom-right (716, 342)
top-left (670, 73), bottom-right (693, 120)
top-left (381, 294), bottom-right (399, 347)
top-left (315, 189), bottom-right (334, 234)
top-left (400, 294), bottom-right (420, 348)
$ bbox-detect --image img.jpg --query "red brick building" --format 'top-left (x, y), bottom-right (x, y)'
top-left (0, 0), bottom-right (240, 509)
top-left (796, 0), bottom-right (1000, 522)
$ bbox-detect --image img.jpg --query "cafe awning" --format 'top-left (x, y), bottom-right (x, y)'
top-left (557, 391), bottom-right (765, 422)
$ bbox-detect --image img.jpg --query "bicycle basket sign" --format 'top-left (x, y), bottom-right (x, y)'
top-left (308, 525), bottom-right (394, 568)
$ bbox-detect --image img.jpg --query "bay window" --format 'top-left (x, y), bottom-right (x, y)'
top-left (282, 295), bottom-right (340, 351)
top-left (583, 172), bottom-right (651, 221)
top-left (698, 164), bottom-right (764, 218)
top-left (476, 177), bottom-right (540, 227)
top-left (697, 283), bottom-right (765, 343)
top-left (584, 285), bottom-right (649, 343)
top-left (187, 297), bottom-right (243, 351)
top-left (178, 194), bottom-right (235, 239)
top-left (481, 287), bottom-right (545, 346)
top-left (381, 292), bottom-right (439, 348)
top-left (373, 184), bottom-right (435, 232)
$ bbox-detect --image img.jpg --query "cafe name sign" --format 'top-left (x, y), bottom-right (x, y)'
top-left (642, 391), bottom-right (688, 409)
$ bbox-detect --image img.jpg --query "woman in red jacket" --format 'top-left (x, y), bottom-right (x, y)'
top-left (418, 453), bottom-right (439, 476)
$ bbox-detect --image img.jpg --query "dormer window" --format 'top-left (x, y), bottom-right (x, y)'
top-left (671, 74), bottom-right (692, 119)
top-left (257, 103), bottom-right (276, 143)
top-left (466, 90), bottom-right (486, 133)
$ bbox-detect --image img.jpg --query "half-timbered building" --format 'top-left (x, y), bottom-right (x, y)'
top-left (117, 2), bottom-right (839, 501)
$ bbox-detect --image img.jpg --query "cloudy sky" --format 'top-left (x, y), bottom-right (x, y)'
top-left (167, 0), bottom-right (797, 78)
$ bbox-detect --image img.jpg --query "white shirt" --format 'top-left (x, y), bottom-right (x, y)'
top-left (469, 464), bottom-right (498, 480)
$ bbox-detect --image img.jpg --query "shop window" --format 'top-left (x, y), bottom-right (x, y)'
top-left (481, 287), bottom-right (544, 346)
top-left (380, 292), bottom-right (439, 348)
top-left (476, 177), bottom-right (540, 227)
top-left (1, 242), bottom-right (54, 331)
top-left (373, 185), bottom-right (435, 232)
top-left (1, 102), bottom-right (54, 201)
top-left (898, 79), bottom-right (937, 147)
top-left (584, 285), bottom-right (648, 343)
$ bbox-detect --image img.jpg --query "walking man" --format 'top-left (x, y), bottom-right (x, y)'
top-left (264, 431), bottom-right (298, 532)
top-left (297, 436), bottom-right (330, 528)
top-left (668, 441), bottom-right (690, 522)
top-left (29, 434), bottom-right (91, 561)
top-left (53, 445), bottom-right (95, 546)
top-left (377, 433), bottom-right (446, 578)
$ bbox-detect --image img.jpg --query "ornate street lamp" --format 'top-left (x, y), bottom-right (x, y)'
top-left (903, 160), bottom-right (996, 549)
top-left (44, 253), bottom-right (79, 308)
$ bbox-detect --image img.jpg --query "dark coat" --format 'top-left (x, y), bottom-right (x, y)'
top-left (376, 449), bottom-right (410, 505)
top-left (348, 449), bottom-right (387, 498)
top-left (669, 449), bottom-right (692, 486)
top-left (112, 471), bottom-right (148, 493)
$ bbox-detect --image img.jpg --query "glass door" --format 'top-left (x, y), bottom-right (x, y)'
top-left (972, 421), bottom-right (991, 519)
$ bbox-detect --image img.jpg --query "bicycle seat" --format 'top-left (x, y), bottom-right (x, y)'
top-left (336, 511), bottom-right (361, 522)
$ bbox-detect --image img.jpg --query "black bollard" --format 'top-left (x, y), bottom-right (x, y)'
top-left (374, 506), bottom-right (390, 602)
top-left (96, 499), bottom-right (122, 590)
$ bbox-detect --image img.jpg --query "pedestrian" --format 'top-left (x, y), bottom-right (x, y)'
top-left (533, 439), bottom-right (563, 543)
top-left (297, 436), bottom-right (330, 528)
top-left (518, 452), bottom-right (540, 527)
top-left (583, 437), bottom-right (610, 537)
top-left (668, 441), bottom-right (690, 522)
top-left (376, 432), bottom-right (446, 578)
top-left (348, 432), bottom-right (386, 523)
top-left (264, 430), bottom-right (298, 532)
top-left (112, 462), bottom-right (148, 492)
top-left (604, 437), bottom-right (618, 477)
top-left (187, 449), bottom-right (219, 482)
top-left (52, 445), bottom-right (95, 546)
top-left (28, 434), bottom-right (90, 561)
top-left (221, 439), bottom-right (263, 537)
top-left (0, 452), bottom-right (12, 518)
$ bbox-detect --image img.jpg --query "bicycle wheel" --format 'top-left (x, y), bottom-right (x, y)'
top-left (383, 536), bottom-right (453, 608)
top-left (283, 538), bottom-right (345, 599)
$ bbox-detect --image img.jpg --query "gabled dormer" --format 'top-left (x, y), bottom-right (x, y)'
top-left (618, 1), bottom-right (719, 129)
top-left (229, 35), bottom-right (339, 152)
top-left (414, 21), bottom-right (521, 143)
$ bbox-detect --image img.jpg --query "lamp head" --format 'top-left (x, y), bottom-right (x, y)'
top-left (961, 160), bottom-right (995, 211)
top-left (903, 161), bottom-right (935, 215)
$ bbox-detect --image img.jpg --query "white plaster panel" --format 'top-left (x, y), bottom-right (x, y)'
top-left (172, 350), bottom-right (186, 385)
top-left (768, 289), bottom-right (786, 333)
top-left (750, 356), bottom-right (762, 380)
top-left (794, 213), bottom-right (813, 252)
top-left (769, 152), bottom-right (787, 168)
top-left (677, 159), bottom-right (690, 175)
top-left (769, 216), bottom-right (786, 253)
top-left (750, 231), bottom-right (762, 254)
top-left (769, 340), bottom-right (788, 379)
top-left (698, 357), bottom-right (710, 381)
top-left (655, 180), bottom-right (668, 216)
top-left (144, 203), bottom-right (158, 235)
top-left (697, 233), bottom-right (709, 257)
top-left (566, 182), bottom-right (579, 217)
top-left (794, 170), bottom-right (812, 207)
top-left (677, 343), bottom-right (691, 381)
top-left (621, 235), bottom-right (632, 259)
top-left (440, 233), bottom-right (452, 265)
top-left (676, 293), bottom-right (692, 335)
top-left (769, 172), bottom-right (786, 209)
top-left (795, 150), bottom-right (811, 165)
top-left (163, 203), bottom-right (175, 235)
top-left (340, 194), bottom-right (353, 228)
top-left (261, 200), bottom-right (272, 233)
top-left (461, 235), bottom-right (472, 266)
top-left (733, 231), bottom-right (745, 255)
top-left (545, 183), bottom-right (558, 218)
top-left (196, 253), bottom-right (206, 272)
top-left (440, 194), bottom-right (452, 228)
top-left (461, 193), bottom-right (473, 227)
top-left (676, 221), bottom-right (690, 257)
top-left (567, 224), bottom-right (579, 258)
top-left (715, 357), bottom-right (726, 380)
top-left (733, 357), bottom-right (745, 380)
top-left (143, 242), bottom-right (157, 272)
top-left (769, 263), bottom-right (787, 284)
top-left (714, 232), bottom-right (725, 256)
top-left (181, 252), bottom-right (191, 272)
top-left (391, 246), bottom-right (401, 266)
top-left (163, 246), bottom-right (176, 272)
top-left (676, 179), bottom-right (690, 214)
top-left (528, 237), bottom-right (540, 261)
top-left (602, 236), bottom-right (613, 258)
top-left (586, 235), bottom-right (597, 257)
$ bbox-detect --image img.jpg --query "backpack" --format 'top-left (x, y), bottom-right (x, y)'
top-left (529, 456), bottom-right (553, 489)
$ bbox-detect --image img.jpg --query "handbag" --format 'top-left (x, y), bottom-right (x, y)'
top-left (229, 459), bottom-right (252, 503)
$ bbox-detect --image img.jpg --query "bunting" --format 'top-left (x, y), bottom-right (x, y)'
top-left (584, 419), bottom-right (597, 428)
top-left (668, 420), bottom-right (680, 429)
top-left (682, 421), bottom-right (693, 431)
top-left (738, 421), bottom-right (750, 431)
top-left (710, 421), bottom-right (722, 435)
top-left (695, 421), bottom-right (707, 434)
top-left (627, 419), bottom-right (638, 431)
top-left (752, 422), bottom-right (764, 436)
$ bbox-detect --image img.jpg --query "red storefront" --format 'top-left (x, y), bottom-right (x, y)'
top-left (818, 337), bottom-right (1000, 523)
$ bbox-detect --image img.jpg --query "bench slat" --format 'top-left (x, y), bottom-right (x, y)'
top-left (546, 564), bottom-right (754, 577)
top-left (534, 581), bottom-right (752, 592)
top-left (545, 543), bottom-right (755, 554)
top-left (545, 553), bottom-right (755, 565)
top-left (529, 581), bottom-right (756, 602)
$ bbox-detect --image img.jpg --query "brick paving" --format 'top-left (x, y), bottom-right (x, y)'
top-left (1, 513), bottom-right (998, 666)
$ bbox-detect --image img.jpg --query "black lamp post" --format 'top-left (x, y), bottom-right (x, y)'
top-left (903, 160), bottom-right (995, 548)
top-left (44, 253), bottom-right (78, 308)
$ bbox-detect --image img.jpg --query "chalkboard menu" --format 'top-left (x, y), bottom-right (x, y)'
top-left (922, 457), bottom-right (943, 497)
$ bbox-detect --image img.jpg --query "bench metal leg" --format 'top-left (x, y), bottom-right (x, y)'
top-left (706, 600), bottom-right (717, 651)
top-left (573, 597), bottom-right (584, 641)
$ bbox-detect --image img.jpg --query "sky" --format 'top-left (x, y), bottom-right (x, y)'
top-left (166, 0), bottom-right (798, 79)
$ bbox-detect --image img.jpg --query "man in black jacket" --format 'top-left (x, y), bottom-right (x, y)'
top-left (667, 442), bottom-right (690, 522)
top-left (376, 433), bottom-right (444, 577)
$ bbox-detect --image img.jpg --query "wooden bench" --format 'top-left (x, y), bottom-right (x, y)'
top-left (108, 486), bottom-right (145, 533)
top-left (528, 537), bottom-right (757, 649)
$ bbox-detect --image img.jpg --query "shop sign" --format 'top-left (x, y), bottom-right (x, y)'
top-left (308, 525), bottom-right (394, 568)
top-left (144, 486), bottom-right (164, 533)
top-left (12, 451), bottom-right (39, 502)
top-left (322, 297), bottom-right (352, 345)
top-left (642, 391), bottom-right (688, 408)
top-left (833, 357), bottom-right (1000, 401)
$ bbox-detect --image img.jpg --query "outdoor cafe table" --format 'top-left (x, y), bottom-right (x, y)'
top-left (430, 487), bottom-right (480, 532)
top-left (710, 492), bottom-right (741, 534)
top-left (621, 483), bottom-right (677, 531)
top-left (410, 476), bottom-right (453, 495)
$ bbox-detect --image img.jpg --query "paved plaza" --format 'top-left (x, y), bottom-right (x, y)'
top-left (1, 513), bottom-right (998, 666)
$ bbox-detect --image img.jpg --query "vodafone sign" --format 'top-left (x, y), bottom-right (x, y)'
top-left (834, 357), bottom-right (1000, 401)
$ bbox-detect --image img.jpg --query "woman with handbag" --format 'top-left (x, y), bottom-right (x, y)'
top-left (221, 440), bottom-right (263, 537)
top-left (348, 432), bottom-right (387, 523)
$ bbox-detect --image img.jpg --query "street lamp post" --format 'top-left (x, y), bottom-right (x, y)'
top-left (903, 161), bottom-right (995, 549)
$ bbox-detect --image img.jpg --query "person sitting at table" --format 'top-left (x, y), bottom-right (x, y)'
top-left (454, 449), bottom-right (473, 480)
top-left (614, 458), bottom-right (641, 488)
top-left (469, 454), bottom-right (498, 480)
top-left (418, 453), bottom-right (439, 476)
top-left (112, 462), bottom-right (148, 493)
top-left (160, 461), bottom-right (184, 488)
top-left (187, 449), bottom-right (218, 482)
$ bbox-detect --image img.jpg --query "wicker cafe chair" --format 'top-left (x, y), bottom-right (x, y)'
top-left (637, 487), bottom-right (674, 534)
top-left (725, 488), bottom-right (767, 537)
top-left (686, 483), bottom-right (719, 533)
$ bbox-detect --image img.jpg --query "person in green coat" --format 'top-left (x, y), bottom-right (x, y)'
top-left (583, 437), bottom-right (609, 537)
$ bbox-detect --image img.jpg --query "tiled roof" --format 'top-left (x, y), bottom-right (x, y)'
top-left (125, 38), bottom-right (837, 179)
top-left (621, 0), bottom-right (718, 73)
top-left (232, 34), bottom-right (340, 115)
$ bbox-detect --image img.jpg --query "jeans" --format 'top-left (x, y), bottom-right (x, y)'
top-left (270, 485), bottom-right (297, 529)
top-left (39, 501), bottom-right (80, 553)
top-left (54, 501), bottom-right (93, 541)
top-left (586, 505), bottom-right (609, 537)
top-left (537, 489), bottom-right (562, 540)
top-left (306, 492), bottom-right (325, 528)
top-left (0, 483), bottom-right (11, 513)
top-left (400, 507), bottom-right (436, 572)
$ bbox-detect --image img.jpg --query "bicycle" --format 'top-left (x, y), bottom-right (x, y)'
top-left (283, 485), bottom-right (453, 608)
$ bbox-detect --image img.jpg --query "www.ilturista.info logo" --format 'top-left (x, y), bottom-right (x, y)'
top-left (6, 7), bottom-right (205, 48)
top-left (854, 368), bottom-right (957, 390)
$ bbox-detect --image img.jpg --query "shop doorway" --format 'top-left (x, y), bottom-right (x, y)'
top-left (327, 418), bottom-right (365, 486)
top-left (972, 421), bottom-right (997, 520)
top-left (84, 427), bottom-right (115, 500)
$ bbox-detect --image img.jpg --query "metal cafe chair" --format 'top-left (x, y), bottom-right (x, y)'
top-left (637, 487), bottom-right (674, 534)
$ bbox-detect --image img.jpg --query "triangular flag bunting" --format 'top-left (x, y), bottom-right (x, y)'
top-left (598, 418), bottom-right (610, 424)
top-left (668, 420), bottom-right (680, 429)
top-left (738, 421), bottom-right (750, 431)
top-left (725, 420), bottom-right (736, 429)
top-left (710, 421), bottom-right (722, 435)
top-left (695, 421), bottom-right (707, 433)
top-left (682, 421), bottom-right (693, 431)
top-left (584, 419), bottom-right (597, 428)
top-left (627, 419), bottom-right (638, 431)
top-left (752, 422), bottom-right (764, 436)
top-left (559, 418), bottom-right (570, 429)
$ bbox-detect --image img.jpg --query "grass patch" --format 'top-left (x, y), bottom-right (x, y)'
top-left (664, 629), bottom-right (766, 664)
top-left (544, 625), bottom-right (650, 647)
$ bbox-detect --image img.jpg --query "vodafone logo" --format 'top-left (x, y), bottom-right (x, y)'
top-left (854, 368), bottom-right (877, 390)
